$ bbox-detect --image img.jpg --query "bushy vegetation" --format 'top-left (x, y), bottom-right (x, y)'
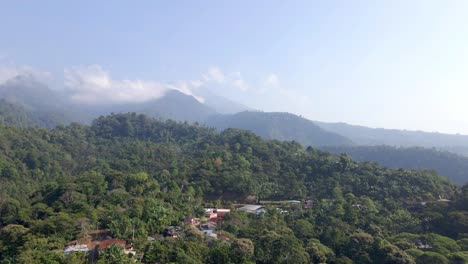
top-left (322, 145), bottom-right (468, 184)
top-left (0, 113), bottom-right (466, 263)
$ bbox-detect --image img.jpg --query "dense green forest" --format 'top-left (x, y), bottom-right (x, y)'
top-left (322, 145), bottom-right (468, 184)
top-left (0, 113), bottom-right (467, 263)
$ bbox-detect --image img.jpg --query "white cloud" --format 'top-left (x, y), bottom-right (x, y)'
top-left (203, 67), bottom-right (225, 83)
top-left (64, 65), bottom-right (253, 105)
top-left (228, 72), bottom-right (248, 91)
top-left (232, 79), bottom-right (249, 92)
top-left (201, 68), bottom-right (250, 92)
top-left (0, 65), bottom-right (51, 84)
top-left (64, 65), bottom-right (205, 104)
top-left (167, 80), bottom-right (205, 103)
top-left (264, 73), bottom-right (280, 88)
top-left (0, 63), bottom-right (252, 105)
top-left (257, 73), bottom-right (281, 94)
top-left (190, 80), bottom-right (204, 88)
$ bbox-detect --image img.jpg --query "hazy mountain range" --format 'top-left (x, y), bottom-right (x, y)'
top-left (316, 121), bottom-right (468, 156)
top-left (2, 75), bottom-right (468, 183)
top-left (3, 75), bottom-right (468, 150)
top-left (205, 111), bottom-right (353, 147)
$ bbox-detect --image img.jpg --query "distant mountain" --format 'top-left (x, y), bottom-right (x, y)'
top-left (315, 121), bottom-right (468, 156)
top-left (137, 90), bottom-right (217, 122)
top-left (322, 145), bottom-right (468, 184)
top-left (0, 99), bottom-right (66, 128)
top-left (0, 76), bottom-right (217, 126)
top-left (196, 89), bottom-right (254, 114)
top-left (83, 90), bottom-right (218, 123)
top-left (0, 76), bottom-right (88, 128)
top-left (4, 74), bottom-right (468, 165)
top-left (206, 111), bottom-right (353, 147)
top-left (0, 75), bottom-right (62, 111)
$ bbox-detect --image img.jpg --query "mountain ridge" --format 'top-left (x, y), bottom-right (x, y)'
top-left (205, 111), bottom-right (354, 147)
top-left (321, 145), bottom-right (468, 184)
top-left (2, 76), bottom-right (468, 159)
top-left (315, 121), bottom-right (468, 156)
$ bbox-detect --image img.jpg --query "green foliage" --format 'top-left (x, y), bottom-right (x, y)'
top-left (97, 243), bottom-right (132, 264)
top-left (305, 239), bottom-right (335, 263)
top-left (416, 251), bottom-right (449, 264)
top-left (0, 113), bottom-right (466, 262)
top-left (449, 251), bottom-right (468, 264)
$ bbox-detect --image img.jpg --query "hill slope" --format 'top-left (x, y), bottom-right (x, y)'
top-left (321, 145), bottom-right (468, 184)
top-left (316, 121), bottom-right (468, 156)
top-left (0, 76), bottom-right (88, 128)
top-left (0, 76), bottom-right (218, 127)
top-left (206, 111), bottom-right (353, 147)
top-left (195, 89), bottom-right (254, 114)
top-left (0, 99), bottom-right (71, 128)
top-left (136, 90), bottom-right (217, 122)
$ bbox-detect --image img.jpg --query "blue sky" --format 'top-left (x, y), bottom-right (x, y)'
top-left (1, 1), bottom-right (468, 133)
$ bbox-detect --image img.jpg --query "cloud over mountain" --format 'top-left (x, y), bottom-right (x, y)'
top-left (64, 65), bottom-right (172, 104)
top-left (0, 65), bottom-right (51, 84)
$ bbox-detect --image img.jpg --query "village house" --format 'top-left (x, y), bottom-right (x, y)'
top-left (98, 239), bottom-right (127, 250)
top-left (184, 216), bottom-right (201, 225)
top-left (304, 198), bottom-right (315, 209)
top-left (64, 229), bottom-right (113, 256)
top-left (164, 226), bottom-right (183, 238)
top-left (204, 208), bottom-right (231, 219)
top-left (215, 209), bottom-right (231, 217)
top-left (200, 221), bottom-right (216, 230)
top-left (98, 239), bottom-right (136, 256)
top-left (64, 244), bottom-right (89, 255)
top-left (205, 210), bottom-right (218, 219)
top-left (205, 232), bottom-right (218, 242)
top-left (237, 204), bottom-right (267, 214)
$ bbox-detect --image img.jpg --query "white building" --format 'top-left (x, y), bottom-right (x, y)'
top-left (64, 244), bottom-right (88, 255)
top-left (237, 205), bottom-right (267, 214)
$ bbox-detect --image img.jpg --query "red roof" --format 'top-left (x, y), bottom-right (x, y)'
top-left (98, 239), bottom-right (126, 250)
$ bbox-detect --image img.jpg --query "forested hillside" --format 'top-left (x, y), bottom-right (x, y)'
top-left (206, 111), bottom-right (353, 147)
top-left (316, 121), bottom-right (468, 156)
top-left (81, 90), bottom-right (218, 124)
top-left (0, 113), bottom-right (467, 263)
top-left (0, 76), bottom-right (89, 128)
top-left (0, 99), bottom-right (72, 129)
top-left (322, 145), bottom-right (468, 184)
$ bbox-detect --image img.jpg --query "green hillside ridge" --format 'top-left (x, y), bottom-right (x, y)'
top-left (316, 121), bottom-right (468, 156)
top-left (206, 111), bottom-right (354, 147)
top-left (321, 145), bottom-right (468, 184)
top-left (0, 99), bottom-right (72, 129)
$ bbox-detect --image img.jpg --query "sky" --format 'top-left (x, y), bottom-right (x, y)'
top-left (1, 1), bottom-right (468, 134)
